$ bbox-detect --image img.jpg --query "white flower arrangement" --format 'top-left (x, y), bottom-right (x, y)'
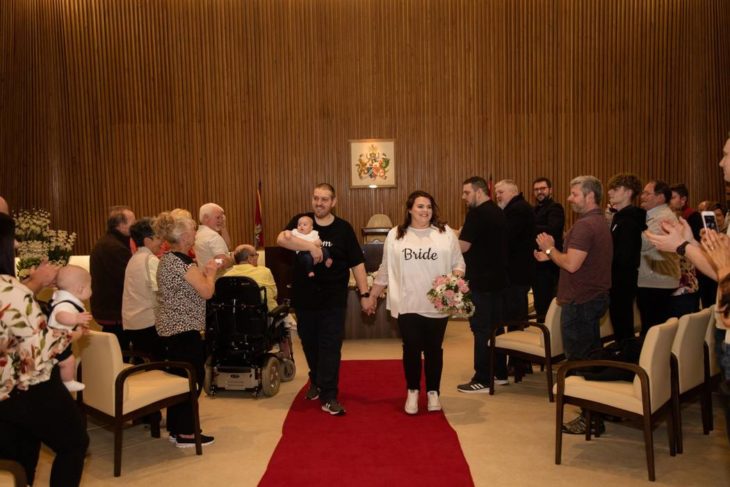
top-left (14, 209), bottom-right (77, 279)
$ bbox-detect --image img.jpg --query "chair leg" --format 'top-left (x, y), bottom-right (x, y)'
top-left (667, 407), bottom-right (676, 457)
top-left (488, 343), bottom-right (495, 396)
top-left (585, 409), bottom-right (592, 441)
top-left (114, 419), bottom-right (124, 477)
top-left (642, 416), bottom-right (655, 482)
top-left (701, 384), bottom-right (712, 435)
top-left (151, 414), bottom-right (161, 438)
top-left (674, 394), bottom-right (683, 454)
top-left (555, 396), bottom-right (564, 465)
top-left (191, 393), bottom-right (203, 456)
top-left (546, 358), bottom-right (554, 402)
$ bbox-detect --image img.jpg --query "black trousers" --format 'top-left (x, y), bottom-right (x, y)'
top-left (609, 275), bottom-right (638, 342)
top-left (127, 325), bottom-right (165, 361)
top-left (296, 307), bottom-right (347, 403)
top-left (397, 313), bottom-right (448, 392)
top-left (533, 262), bottom-right (559, 321)
top-left (162, 330), bottom-right (205, 435)
top-left (636, 287), bottom-right (674, 336)
top-left (0, 367), bottom-right (88, 487)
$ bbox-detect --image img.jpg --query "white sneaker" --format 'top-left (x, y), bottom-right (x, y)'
top-left (427, 391), bottom-right (442, 412)
top-left (494, 378), bottom-right (509, 386)
top-left (64, 380), bottom-right (85, 392)
top-left (404, 389), bottom-right (419, 415)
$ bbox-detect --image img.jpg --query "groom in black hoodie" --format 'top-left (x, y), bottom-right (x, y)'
top-left (606, 174), bottom-right (646, 342)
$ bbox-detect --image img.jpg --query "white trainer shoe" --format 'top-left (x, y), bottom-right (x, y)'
top-left (405, 389), bottom-right (419, 415)
top-left (64, 380), bottom-right (85, 392)
top-left (427, 391), bottom-right (442, 412)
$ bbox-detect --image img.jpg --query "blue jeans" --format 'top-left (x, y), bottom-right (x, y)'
top-left (469, 289), bottom-right (505, 383)
top-left (561, 295), bottom-right (609, 361)
top-left (296, 307), bottom-right (346, 403)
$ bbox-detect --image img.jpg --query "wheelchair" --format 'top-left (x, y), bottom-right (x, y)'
top-left (204, 276), bottom-right (295, 397)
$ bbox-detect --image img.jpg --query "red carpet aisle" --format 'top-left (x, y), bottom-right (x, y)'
top-left (259, 360), bottom-right (474, 486)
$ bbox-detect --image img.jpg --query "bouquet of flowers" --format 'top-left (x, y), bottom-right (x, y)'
top-left (427, 274), bottom-right (475, 318)
top-left (14, 208), bottom-right (77, 279)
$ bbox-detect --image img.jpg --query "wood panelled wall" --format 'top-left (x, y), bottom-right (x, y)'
top-left (1, 0), bottom-right (729, 253)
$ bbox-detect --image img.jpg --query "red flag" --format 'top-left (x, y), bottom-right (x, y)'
top-left (254, 180), bottom-right (264, 248)
top-left (487, 174), bottom-right (494, 199)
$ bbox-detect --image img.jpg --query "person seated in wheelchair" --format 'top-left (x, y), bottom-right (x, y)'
top-left (224, 244), bottom-right (279, 311)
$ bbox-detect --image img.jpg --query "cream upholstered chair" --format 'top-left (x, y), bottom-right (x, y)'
top-left (555, 318), bottom-right (678, 482)
top-left (0, 460), bottom-right (26, 487)
top-left (490, 298), bottom-right (564, 401)
top-left (361, 213), bottom-right (393, 243)
top-left (671, 308), bottom-right (713, 453)
top-left (78, 330), bottom-right (202, 477)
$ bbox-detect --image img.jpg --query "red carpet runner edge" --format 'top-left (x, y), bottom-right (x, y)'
top-left (259, 359), bottom-right (474, 486)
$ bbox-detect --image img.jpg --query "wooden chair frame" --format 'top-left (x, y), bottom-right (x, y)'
top-left (489, 320), bottom-right (564, 401)
top-left (555, 360), bottom-right (676, 482)
top-left (79, 360), bottom-right (202, 477)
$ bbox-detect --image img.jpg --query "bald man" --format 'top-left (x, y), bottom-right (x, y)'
top-left (224, 244), bottom-right (278, 311)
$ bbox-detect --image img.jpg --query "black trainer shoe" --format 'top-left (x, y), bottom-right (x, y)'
top-left (305, 383), bottom-right (320, 401)
top-left (321, 399), bottom-right (346, 416)
top-left (175, 433), bottom-right (215, 448)
top-left (457, 380), bottom-right (490, 393)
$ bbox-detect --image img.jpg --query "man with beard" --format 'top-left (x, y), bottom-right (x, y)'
top-left (277, 183), bottom-right (370, 415)
top-left (532, 177), bottom-right (565, 321)
top-left (457, 176), bottom-right (509, 393)
top-left (535, 176), bottom-right (612, 434)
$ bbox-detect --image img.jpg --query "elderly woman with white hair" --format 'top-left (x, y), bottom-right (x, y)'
top-left (154, 212), bottom-right (219, 447)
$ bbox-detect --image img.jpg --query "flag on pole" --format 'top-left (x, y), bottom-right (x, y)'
top-left (487, 174), bottom-right (494, 199)
top-left (254, 180), bottom-right (264, 248)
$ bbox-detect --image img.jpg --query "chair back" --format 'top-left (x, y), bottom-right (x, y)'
top-left (78, 330), bottom-right (127, 416)
top-left (541, 298), bottom-right (563, 356)
top-left (633, 318), bottom-right (678, 410)
top-left (362, 243), bottom-right (384, 273)
top-left (366, 213), bottom-right (393, 228)
top-left (705, 305), bottom-right (720, 377)
top-left (209, 276), bottom-right (269, 338)
top-left (672, 308), bottom-right (712, 393)
top-left (363, 214), bottom-right (393, 243)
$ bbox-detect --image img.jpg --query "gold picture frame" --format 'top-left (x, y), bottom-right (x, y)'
top-left (350, 139), bottom-right (396, 188)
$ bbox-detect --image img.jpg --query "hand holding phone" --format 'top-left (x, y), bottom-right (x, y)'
top-left (701, 211), bottom-right (718, 231)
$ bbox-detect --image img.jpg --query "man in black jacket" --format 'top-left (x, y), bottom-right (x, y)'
top-left (606, 174), bottom-right (646, 342)
top-left (496, 179), bottom-right (536, 326)
top-left (532, 177), bottom-right (565, 321)
top-left (90, 205), bottom-right (136, 351)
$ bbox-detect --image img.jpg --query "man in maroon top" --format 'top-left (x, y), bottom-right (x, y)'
top-left (535, 175), bottom-right (612, 434)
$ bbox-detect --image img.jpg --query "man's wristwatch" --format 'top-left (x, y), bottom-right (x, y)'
top-left (545, 247), bottom-right (554, 257)
top-left (359, 291), bottom-right (371, 298)
top-left (676, 241), bottom-right (690, 256)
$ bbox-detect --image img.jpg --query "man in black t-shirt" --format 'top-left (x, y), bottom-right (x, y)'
top-left (456, 176), bottom-right (509, 393)
top-left (277, 183), bottom-right (370, 416)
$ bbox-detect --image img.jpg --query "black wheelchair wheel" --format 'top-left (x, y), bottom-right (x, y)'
top-left (261, 356), bottom-right (281, 397)
top-left (280, 357), bottom-right (296, 382)
top-left (203, 356), bottom-right (215, 397)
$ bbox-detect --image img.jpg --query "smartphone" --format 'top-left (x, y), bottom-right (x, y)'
top-left (701, 211), bottom-right (718, 231)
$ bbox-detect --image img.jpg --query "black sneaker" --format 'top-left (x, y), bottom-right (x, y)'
top-left (457, 381), bottom-right (490, 393)
top-left (305, 383), bottom-right (320, 401)
top-left (321, 399), bottom-right (346, 416)
top-left (175, 433), bottom-right (215, 448)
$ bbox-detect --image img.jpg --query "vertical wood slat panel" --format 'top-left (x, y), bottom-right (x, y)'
top-left (1, 0), bottom-right (729, 253)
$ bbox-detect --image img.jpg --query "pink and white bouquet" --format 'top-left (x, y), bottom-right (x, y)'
top-left (427, 274), bottom-right (475, 318)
